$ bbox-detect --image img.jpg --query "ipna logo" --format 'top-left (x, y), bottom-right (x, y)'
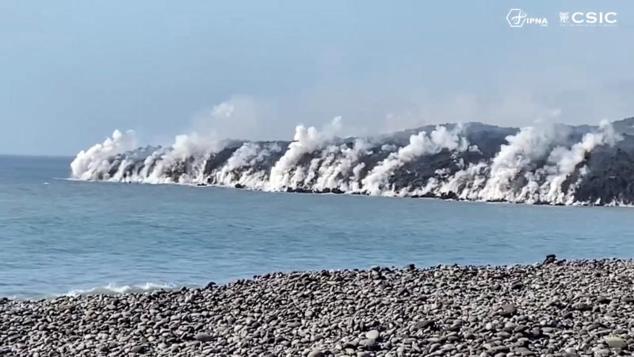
top-left (506, 9), bottom-right (527, 27)
top-left (506, 9), bottom-right (549, 28)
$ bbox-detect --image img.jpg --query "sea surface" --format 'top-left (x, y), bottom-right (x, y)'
top-left (1, 155), bottom-right (633, 299)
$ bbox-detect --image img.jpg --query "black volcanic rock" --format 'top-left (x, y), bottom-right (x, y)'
top-left (575, 138), bottom-right (634, 205)
top-left (71, 117), bottom-right (634, 206)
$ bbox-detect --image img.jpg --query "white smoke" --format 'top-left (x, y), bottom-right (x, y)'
top-left (436, 120), bottom-right (621, 204)
top-left (224, 143), bottom-right (262, 171)
top-left (415, 161), bottom-right (489, 200)
top-left (267, 117), bottom-right (342, 190)
top-left (539, 120), bottom-right (620, 203)
top-left (477, 124), bottom-right (565, 202)
top-left (213, 142), bottom-right (281, 188)
top-left (381, 144), bottom-right (397, 152)
top-left (361, 125), bottom-right (469, 196)
top-left (404, 120), bottom-right (621, 205)
top-left (70, 113), bottom-right (627, 206)
top-left (143, 102), bottom-right (235, 183)
top-left (304, 139), bottom-right (372, 192)
top-left (70, 130), bottom-right (138, 180)
top-left (125, 101), bottom-right (245, 184)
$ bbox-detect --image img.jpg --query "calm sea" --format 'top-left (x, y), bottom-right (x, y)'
top-left (1, 155), bottom-right (633, 298)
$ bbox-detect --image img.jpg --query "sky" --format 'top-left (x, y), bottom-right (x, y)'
top-left (1, 1), bottom-right (633, 156)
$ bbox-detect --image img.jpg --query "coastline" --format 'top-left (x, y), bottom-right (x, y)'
top-left (66, 178), bottom-right (634, 208)
top-left (2, 258), bottom-right (634, 356)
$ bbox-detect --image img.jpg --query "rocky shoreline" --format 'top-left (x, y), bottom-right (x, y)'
top-left (2, 258), bottom-right (634, 356)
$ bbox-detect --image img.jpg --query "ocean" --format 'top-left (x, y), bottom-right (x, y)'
top-left (2, 154), bottom-right (633, 299)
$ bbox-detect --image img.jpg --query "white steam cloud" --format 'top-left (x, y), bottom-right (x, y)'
top-left (415, 121), bottom-right (621, 204)
top-left (70, 130), bottom-right (138, 180)
top-left (361, 125), bottom-right (470, 196)
top-left (477, 125), bottom-right (564, 202)
top-left (70, 105), bottom-right (625, 207)
top-left (214, 142), bottom-right (281, 188)
top-left (538, 120), bottom-right (621, 204)
top-left (267, 117), bottom-right (342, 190)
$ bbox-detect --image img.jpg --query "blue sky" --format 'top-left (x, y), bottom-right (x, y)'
top-left (1, 1), bottom-right (633, 155)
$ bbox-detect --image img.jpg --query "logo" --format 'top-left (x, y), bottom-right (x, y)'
top-left (506, 9), bottom-right (549, 28)
top-left (560, 11), bottom-right (618, 26)
top-left (559, 12), bottom-right (570, 24)
top-left (506, 9), bottom-right (527, 27)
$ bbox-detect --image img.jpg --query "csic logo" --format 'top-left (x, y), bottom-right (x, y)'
top-left (506, 9), bottom-right (549, 28)
top-left (560, 11), bottom-right (618, 26)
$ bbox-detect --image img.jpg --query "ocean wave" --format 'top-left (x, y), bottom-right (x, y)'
top-left (65, 282), bottom-right (175, 296)
top-left (69, 116), bottom-right (634, 206)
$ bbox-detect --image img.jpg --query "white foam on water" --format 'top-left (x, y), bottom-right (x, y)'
top-left (65, 282), bottom-right (175, 296)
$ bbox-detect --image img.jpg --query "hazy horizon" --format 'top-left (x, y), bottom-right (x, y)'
top-left (2, 1), bottom-right (633, 156)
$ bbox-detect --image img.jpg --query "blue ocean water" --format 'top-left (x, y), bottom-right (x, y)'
top-left (1, 155), bottom-right (633, 298)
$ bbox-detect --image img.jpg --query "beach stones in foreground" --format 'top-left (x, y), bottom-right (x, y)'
top-left (3, 258), bottom-right (634, 356)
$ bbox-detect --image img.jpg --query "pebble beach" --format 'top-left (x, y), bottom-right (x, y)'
top-left (2, 257), bottom-right (634, 356)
